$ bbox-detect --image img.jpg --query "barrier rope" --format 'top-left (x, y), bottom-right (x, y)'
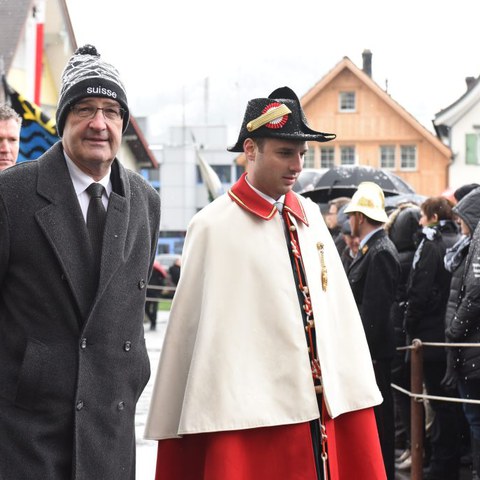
top-left (391, 383), bottom-right (480, 405)
top-left (397, 341), bottom-right (480, 350)
top-left (393, 339), bottom-right (480, 405)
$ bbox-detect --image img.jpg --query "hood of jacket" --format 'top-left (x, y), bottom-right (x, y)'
top-left (387, 204), bottom-right (422, 252)
top-left (453, 187), bottom-right (480, 234)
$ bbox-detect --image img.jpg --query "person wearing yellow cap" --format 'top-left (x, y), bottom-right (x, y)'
top-left (146, 89), bottom-right (387, 480)
top-left (344, 181), bottom-right (401, 480)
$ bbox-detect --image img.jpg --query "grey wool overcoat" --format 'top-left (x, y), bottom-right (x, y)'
top-left (0, 142), bottom-right (161, 480)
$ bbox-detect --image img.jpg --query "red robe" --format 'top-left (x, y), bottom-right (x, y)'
top-left (154, 408), bottom-right (385, 480)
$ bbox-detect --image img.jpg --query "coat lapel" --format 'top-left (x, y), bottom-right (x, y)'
top-left (349, 229), bottom-right (384, 270)
top-left (34, 144), bottom-right (95, 320)
top-left (34, 145), bottom-right (131, 319)
top-left (96, 169), bottom-right (129, 299)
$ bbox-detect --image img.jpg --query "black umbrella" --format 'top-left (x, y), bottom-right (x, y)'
top-left (299, 165), bottom-right (415, 203)
top-left (384, 192), bottom-right (427, 209)
top-left (292, 168), bottom-right (324, 194)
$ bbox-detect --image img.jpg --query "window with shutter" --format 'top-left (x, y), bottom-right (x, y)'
top-left (466, 134), bottom-right (478, 165)
top-left (339, 92), bottom-right (356, 112)
top-left (380, 145), bottom-right (395, 169)
top-left (320, 147), bottom-right (335, 168)
top-left (304, 148), bottom-right (315, 168)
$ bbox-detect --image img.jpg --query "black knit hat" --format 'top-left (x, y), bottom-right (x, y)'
top-left (55, 45), bottom-right (129, 136)
top-left (227, 86), bottom-right (335, 152)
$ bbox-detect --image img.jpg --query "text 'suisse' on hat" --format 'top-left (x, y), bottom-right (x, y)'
top-left (55, 44), bottom-right (129, 136)
top-left (227, 86), bottom-right (336, 152)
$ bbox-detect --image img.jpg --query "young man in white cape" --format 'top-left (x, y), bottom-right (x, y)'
top-left (145, 86), bottom-right (387, 480)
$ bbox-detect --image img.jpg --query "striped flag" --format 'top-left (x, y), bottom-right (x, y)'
top-left (2, 75), bottom-right (58, 162)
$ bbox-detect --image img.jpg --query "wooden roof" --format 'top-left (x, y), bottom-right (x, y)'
top-left (302, 56), bottom-right (451, 158)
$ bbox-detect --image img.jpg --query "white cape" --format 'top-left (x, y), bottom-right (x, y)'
top-left (145, 193), bottom-right (381, 440)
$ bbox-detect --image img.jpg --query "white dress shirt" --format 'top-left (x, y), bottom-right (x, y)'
top-left (64, 154), bottom-right (112, 222)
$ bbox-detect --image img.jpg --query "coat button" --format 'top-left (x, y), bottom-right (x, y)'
top-left (76, 400), bottom-right (84, 411)
top-left (138, 280), bottom-right (146, 290)
top-left (117, 401), bottom-right (125, 411)
top-left (124, 341), bottom-right (131, 352)
top-left (80, 338), bottom-right (87, 349)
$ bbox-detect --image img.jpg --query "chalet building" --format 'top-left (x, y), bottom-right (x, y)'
top-left (300, 50), bottom-right (452, 197)
top-left (433, 75), bottom-right (480, 191)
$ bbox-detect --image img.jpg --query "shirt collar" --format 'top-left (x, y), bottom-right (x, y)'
top-left (245, 175), bottom-right (285, 206)
top-left (359, 226), bottom-right (384, 249)
top-left (64, 152), bottom-right (112, 197)
top-left (228, 172), bottom-right (309, 225)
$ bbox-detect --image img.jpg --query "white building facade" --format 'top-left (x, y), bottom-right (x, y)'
top-left (433, 76), bottom-right (480, 191)
top-left (150, 125), bottom-right (240, 254)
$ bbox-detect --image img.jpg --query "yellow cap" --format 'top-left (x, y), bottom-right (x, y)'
top-left (344, 182), bottom-right (388, 223)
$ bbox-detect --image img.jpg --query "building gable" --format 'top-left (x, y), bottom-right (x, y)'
top-left (433, 75), bottom-right (480, 190)
top-left (299, 54), bottom-right (451, 196)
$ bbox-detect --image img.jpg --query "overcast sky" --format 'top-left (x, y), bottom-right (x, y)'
top-left (66, 0), bottom-right (480, 143)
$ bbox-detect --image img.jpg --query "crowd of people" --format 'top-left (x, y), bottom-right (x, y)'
top-left (327, 182), bottom-right (480, 480)
top-left (2, 42), bottom-right (480, 480)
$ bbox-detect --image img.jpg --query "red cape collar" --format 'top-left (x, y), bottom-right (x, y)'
top-left (228, 173), bottom-right (309, 226)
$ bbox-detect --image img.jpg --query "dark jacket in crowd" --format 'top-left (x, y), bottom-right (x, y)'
top-left (405, 220), bottom-right (459, 362)
top-left (348, 229), bottom-right (401, 360)
top-left (386, 205), bottom-right (422, 355)
top-left (446, 188), bottom-right (480, 379)
top-left (444, 188), bottom-right (480, 328)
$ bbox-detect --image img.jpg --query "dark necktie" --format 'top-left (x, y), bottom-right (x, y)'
top-left (86, 182), bottom-right (106, 268)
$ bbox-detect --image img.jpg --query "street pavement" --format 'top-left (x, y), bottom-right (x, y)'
top-left (135, 311), bottom-right (169, 479)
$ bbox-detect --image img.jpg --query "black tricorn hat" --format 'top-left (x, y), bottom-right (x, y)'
top-left (227, 86), bottom-right (336, 152)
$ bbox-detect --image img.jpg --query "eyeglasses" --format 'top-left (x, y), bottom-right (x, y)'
top-left (70, 104), bottom-right (126, 121)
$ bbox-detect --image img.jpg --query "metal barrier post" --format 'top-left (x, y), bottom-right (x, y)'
top-left (411, 338), bottom-right (424, 480)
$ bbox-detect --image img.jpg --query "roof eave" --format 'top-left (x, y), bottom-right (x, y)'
top-left (301, 56), bottom-right (452, 158)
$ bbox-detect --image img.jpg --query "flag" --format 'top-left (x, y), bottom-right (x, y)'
top-left (2, 76), bottom-right (58, 162)
top-left (191, 133), bottom-right (224, 202)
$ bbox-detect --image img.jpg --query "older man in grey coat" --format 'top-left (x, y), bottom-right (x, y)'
top-left (0, 45), bottom-right (160, 479)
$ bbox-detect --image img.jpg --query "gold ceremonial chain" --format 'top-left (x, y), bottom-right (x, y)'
top-left (283, 211), bottom-right (330, 480)
top-left (284, 213), bottom-right (322, 385)
top-left (321, 422), bottom-right (329, 479)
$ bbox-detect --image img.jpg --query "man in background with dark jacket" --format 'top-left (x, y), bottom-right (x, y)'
top-left (325, 196), bottom-right (351, 255)
top-left (345, 182), bottom-right (401, 480)
top-left (385, 203), bottom-right (422, 469)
